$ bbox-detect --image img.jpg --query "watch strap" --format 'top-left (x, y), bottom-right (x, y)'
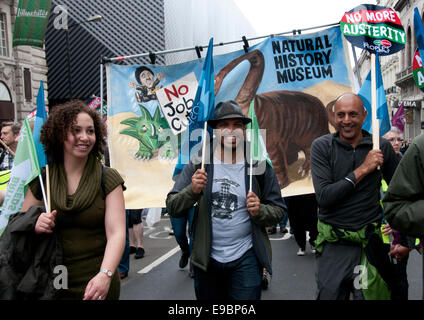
top-left (100, 269), bottom-right (113, 277)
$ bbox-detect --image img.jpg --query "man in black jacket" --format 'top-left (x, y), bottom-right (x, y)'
top-left (311, 93), bottom-right (399, 300)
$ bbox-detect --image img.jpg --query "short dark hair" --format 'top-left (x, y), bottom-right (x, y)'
top-left (135, 66), bottom-right (154, 84)
top-left (2, 121), bottom-right (21, 135)
top-left (40, 99), bottom-right (106, 164)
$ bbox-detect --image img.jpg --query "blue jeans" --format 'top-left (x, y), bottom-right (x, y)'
top-left (170, 207), bottom-right (194, 254)
top-left (118, 210), bottom-right (130, 274)
top-left (279, 211), bottom-right (288, 228)
top-left (193, 248), bottom-right (262, 300)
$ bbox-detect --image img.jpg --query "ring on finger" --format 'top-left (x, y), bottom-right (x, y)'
top-left (98, 295), bottom-right (102, 300)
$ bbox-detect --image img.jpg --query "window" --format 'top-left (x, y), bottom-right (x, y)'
top-left (24, 68), bottom-right (31, 101)
top-left (0, 13), bottom-right (7, 56)
top-left (0, 81), bottom-right (11, 101)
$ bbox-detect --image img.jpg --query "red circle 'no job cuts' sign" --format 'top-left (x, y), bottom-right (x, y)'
top-left (341, 4), bottom-right (405, 56)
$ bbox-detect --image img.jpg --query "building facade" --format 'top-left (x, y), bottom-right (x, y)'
top-left (0, 0), bottom-right (48, 125)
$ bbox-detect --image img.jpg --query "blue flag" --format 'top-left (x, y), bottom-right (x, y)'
top-left (33, 81), bottom-right (48, 167)
top-left (173, 38), bottom-right (215, 180)
top-left (358, 54), bottom-right (391, 136)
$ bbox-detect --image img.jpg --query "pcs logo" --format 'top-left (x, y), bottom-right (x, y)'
top-left (363, 39), bottom-right (392, 54)
top-left (374, 40), bottom-right (392, 48)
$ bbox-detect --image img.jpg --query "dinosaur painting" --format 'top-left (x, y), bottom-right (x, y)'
top-left (119, 104), bottom-right (178, 160)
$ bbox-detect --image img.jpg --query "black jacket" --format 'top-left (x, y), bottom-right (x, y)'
top-left (311, 130), bottom-right (399, 230)
top-left (0, 206), bottom-right (63, 300)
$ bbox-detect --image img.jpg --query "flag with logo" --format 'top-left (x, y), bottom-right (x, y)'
top-left (0, 118), bottom-right (40, 236)
top-left (358, 54), bottom-right (391, 136)
top-left (33, 81), bottom-right (48, 168)
top-left (172, 38), bottom-right (215, 180)
top-left (13, 0), bottom-right (52, 48)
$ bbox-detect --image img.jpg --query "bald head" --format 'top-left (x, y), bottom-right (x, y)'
top-left (334, 93), bottom-right (365, 112)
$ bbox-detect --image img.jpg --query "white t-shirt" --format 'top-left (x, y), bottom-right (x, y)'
top-left (210, 157), bottom-right (253, 263)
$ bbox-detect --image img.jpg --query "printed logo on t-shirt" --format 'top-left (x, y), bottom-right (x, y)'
top-left (211, 177), bottom-right (240, 219)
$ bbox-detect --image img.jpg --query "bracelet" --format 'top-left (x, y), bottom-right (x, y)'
top-left (344, 177), bottom-right (355, 186)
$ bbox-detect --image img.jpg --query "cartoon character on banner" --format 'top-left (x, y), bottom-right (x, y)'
top-left (128, 66), bottom-right (165, 103)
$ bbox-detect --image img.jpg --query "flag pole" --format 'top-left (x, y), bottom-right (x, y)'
top-left (38, 174), bottom-right (48, 210)
top-left (201, 121), bottom-right (208, 170)
top-left (46, 165), bottom-right (51, 212)
top-left (371, 53), bottom-right (379, 150)
top-left (249, 132), bottom-right (253, 193)
top-left (0, 139), bottom-right (15, 157)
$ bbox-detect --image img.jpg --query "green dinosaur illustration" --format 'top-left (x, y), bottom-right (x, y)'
top-left (120, 104), bottom-right (178, 160)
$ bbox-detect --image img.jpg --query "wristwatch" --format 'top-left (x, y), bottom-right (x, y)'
top-left (100, 269), bottom-right (113, 278)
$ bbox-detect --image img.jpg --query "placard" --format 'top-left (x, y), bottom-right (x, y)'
top-left (413, 49), bottom-right (424, 93)
top-left (156, 72), bottom-right (198, 135)
top-left (341, 4), bottom-right (405, 55)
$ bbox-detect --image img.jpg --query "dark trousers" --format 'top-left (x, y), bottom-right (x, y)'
top-left (193, 248), bottom-right (262, 300)
top-left (169, 207), bottom-right (194, 254)
top-left (286, 194), bottom-right (318, 250)
top-left (316, 241), bottom-right (365, 300)
top-left (390, 251), bottom-right (409, 300)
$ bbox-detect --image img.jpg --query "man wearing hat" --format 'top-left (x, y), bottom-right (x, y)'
top-left (166, 100), bottom-right (286, 300)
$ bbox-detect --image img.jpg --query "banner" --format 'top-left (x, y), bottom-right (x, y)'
top-left (107, 26), bottom-right (353, 208)
top-left (13, 0), bottom-right (52, 48)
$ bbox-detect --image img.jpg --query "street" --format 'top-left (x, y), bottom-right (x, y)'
top-left (120, 214), bottom-right (423, 300)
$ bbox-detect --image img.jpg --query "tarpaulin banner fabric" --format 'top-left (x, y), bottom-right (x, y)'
top-left (13, 0), bottom-right (52, 48)
top-left (106, 26), bottom-right (353, 209)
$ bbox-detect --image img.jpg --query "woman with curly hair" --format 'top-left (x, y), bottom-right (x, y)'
top-left (21, 100), bottom-right (126, 300)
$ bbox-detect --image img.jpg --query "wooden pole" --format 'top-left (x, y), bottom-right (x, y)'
top-left (371, 53), bottom-right (379, 150)
top-left (200, 122), bottom-right (208, 170)
top-left (0, 139), bottom-right (15, 157)
top-left (46, 165), bottom-right (51, 213)
top-left (247, 130), bottom-right (253, 192)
